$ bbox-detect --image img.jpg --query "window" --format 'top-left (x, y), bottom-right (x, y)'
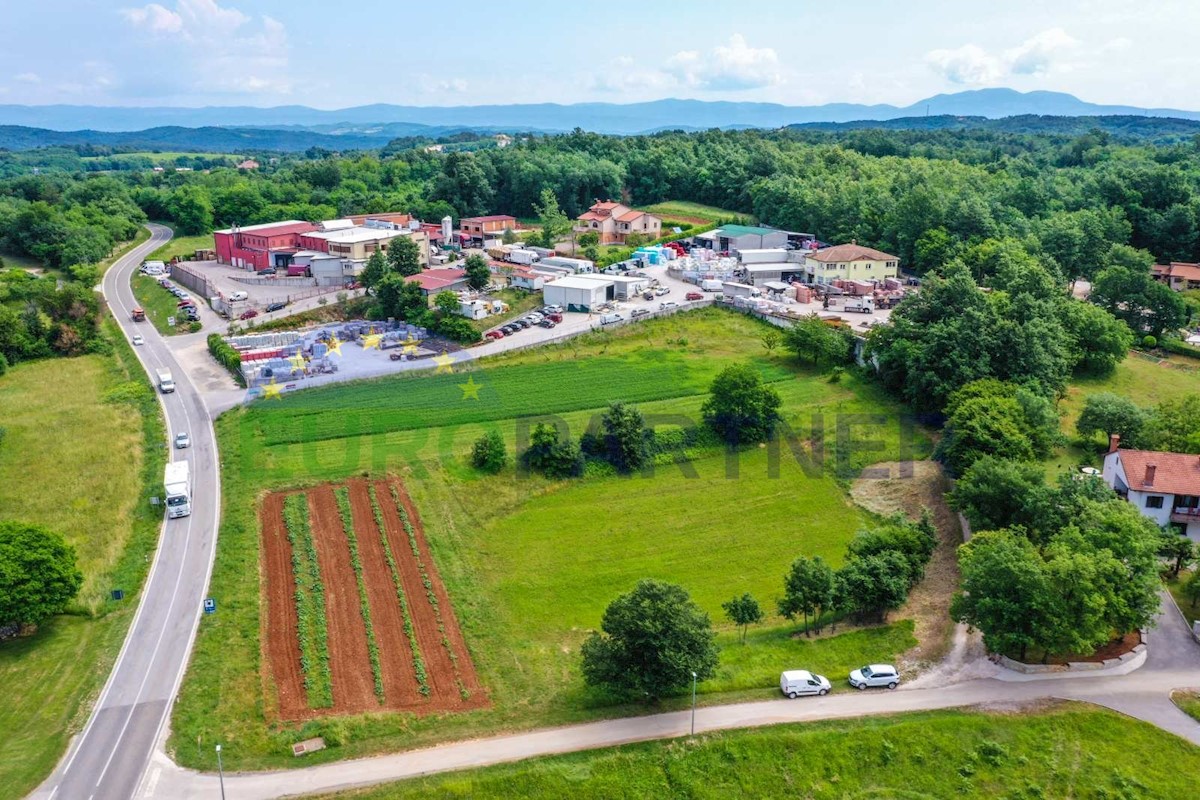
top-left (1145, 496), bottom-right (1164, 509)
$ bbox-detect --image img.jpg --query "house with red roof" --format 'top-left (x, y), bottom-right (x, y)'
top-left (1102, 435), bottom-right (1200, 540)
top-left (406, 267), bottom-right (470, 298)
top-left (1152, 262), bottom-right (1200, 292)
top-left (575, 201), bottom-right (661, 245)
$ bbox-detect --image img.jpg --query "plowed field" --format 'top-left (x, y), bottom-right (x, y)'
top-left (261, 478), bottom-right (485, 720)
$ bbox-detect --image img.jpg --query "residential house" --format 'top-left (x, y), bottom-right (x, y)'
top-left (407, 267), bottom-right (470, 298)
top-left (575, 201), bottom-right (662, 245)
top-left (801, 241), bottom-right (900, 286)
top-left (1102, 436), bottom-right (1200, 541)
top-left (237, 159), bottom-right (260, 170)
top-left (1152, 262), bottom-right (1200, 292)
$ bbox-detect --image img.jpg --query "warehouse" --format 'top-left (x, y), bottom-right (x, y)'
top-left (543, 276), bottom-right (615, 312)
top-left (578, 273), bottom-right (647, 300)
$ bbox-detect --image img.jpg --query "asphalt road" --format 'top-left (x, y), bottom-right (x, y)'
top-left (32, 225), bottom-right (223, 800)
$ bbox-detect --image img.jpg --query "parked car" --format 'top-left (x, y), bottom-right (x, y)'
top-left (546, 312), bottom-right (563, 323)
top-left (660, 300), bottom-right (679, 310)
top-left (542, 304), bottom-right (564, 314)
top-left (239, 309), bottom-right (259, 320)
top-left (265, 301), bottom-right (287, 313)
top-left (177, 299), bottom-right (195, 309)
top-left (229, 291), bottom-right (249, 301)
top-left (643, 291), bottom-right (654, 301)
top-left (631, 308), bottom-right (650, 318)
top-left (485, 330), bottom-right (504, 340)
top-left (599, 312), bottom-right (623, 325)
top-left (537, 319), bottom-right (556, 328)
top-left (686, 292), bottom-right (704, 301)
top-left (131, 334), bottom-right (145, 346)
top-left (502, 324), bottom-right (519, 334)
top-left (174, 432), bottom-right (191, 449)
top-left (780, 670), bottom-right (831, 698)
top-left (848, 664), bottom-right (899, 690)
top-left (515, 319), bottom-right (530, 329)
top-left (525, 312), bottom-right (544, 324)
top-left (654, 286), bottom-right (670, 296)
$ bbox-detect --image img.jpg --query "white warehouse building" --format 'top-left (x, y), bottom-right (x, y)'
top-left (543, 276), bottom-right (615, 312)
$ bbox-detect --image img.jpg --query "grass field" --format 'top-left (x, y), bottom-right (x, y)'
top-left (639, 201), bottom-right (752, 225)
top-left (1174, 690), bottom-right (1200, 724)
top-left (469, 288), bottom-right (542, 332)
top-left (0, 247), bottom-right (45, 273)
top-left (0, 327), bottom-right (166, 797)
top-left (1167, 569), bottom-right (1197, 627)
top-left (82, 151), bottom-right (240, 163)
top-left (172, 307), bottom-right (933, 771)
top-left (314, 704), bottom-right (1200, 800)
top-left (147, 232), bottom-right (215, 264)
top-left (131, 273), bottom-right (200, 336)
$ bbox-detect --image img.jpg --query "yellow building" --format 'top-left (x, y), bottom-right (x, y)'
top-left (802, 241), bottom-right (899, 285)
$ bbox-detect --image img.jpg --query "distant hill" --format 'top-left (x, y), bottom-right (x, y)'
top-left (2, 89), bottom-right (1200, 136)
top-left (788, 114), bottom-right (1200, 142)
top-left (0, 124), bottom-right (440, 153)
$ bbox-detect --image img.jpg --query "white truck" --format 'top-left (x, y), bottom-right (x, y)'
top-left (164, 460), bottom-right (191, 518)
top-left (156, 368), bottom-right (176, 393)
top-left (700, 279), bottom-right (724, 292)
top-left (721, 281), bottom-right (761, 299)
top-left (843, 297), bottom-right (876, 314)
top-left (506, 248), bottom-right (540, 266)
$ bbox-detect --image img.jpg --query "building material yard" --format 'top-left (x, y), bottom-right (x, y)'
top-left (171, 307), bottom-right (935, 771)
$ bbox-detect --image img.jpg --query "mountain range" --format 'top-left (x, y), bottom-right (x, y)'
top-left (3, 89), bottom-right (1200, 136)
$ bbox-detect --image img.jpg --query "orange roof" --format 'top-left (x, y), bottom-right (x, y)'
top-left (593, 201), bottom-right (622, 210)
top-left (578, 211), bottom-right (605, 222)
top-left (806, 242), bottom-right (898, 263)
top-left (1162, 262), bottom-right (1200, 281)
top-left (1115, 449), bottom-right (1200, 495)
top-left (616, 210), bottom-right (646, 222)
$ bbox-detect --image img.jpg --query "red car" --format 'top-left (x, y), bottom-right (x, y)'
top-left (485, 330), bottom-right (504, 340)
top-left (239, 309), bottom-right (259, 320)
top-left (546, 312), bottom-right (563, 323)
top-left (686, 292), bottom-right (703, 301)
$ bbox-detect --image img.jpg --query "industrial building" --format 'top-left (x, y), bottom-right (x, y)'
top-left (578, 273), bottom-right (647, 300)
top-left (543, 276), bottom-right (615, 312)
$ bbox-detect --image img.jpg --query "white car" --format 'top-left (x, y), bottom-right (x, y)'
top-left (654, 286), bottom-right (670, 296)
top-left (542, 304), bottom-right (564, 314)
top-left (131, 334), bottom-right (145, 346)
top-left (780, 669), bottom-right (831, 698)
top-left (848, 664), bottom-right (900, 690)
top-left (174, 432), bottom-right (191, 449)
top-left (660, 300), bottom-right (679, 310)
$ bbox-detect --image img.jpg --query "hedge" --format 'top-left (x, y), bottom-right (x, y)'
top-left (206, 333), bottom-right (245, 386)
top-left (1161, 337), bottom-right (1200, 361)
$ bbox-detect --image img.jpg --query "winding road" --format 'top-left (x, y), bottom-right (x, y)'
top-left (33, 224), bottom-right (223, 800)
top-left (26, 224), bottom-right (1200, 798)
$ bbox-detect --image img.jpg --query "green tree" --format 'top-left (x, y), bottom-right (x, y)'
top-left (1142, 394), bottom-right (1200, 453)
top-left (599, 402), bottom-right (648, 473)
top-left (701, 363), bottom-right (782, 446)
top-left (375, 274), bottom-right (428, 321)
top-left (837, 552), bottom-right (910, 623)
top-left (1059, 300), bottom-right (1132, 376)
top-left (951, 456), bottom-right (1052, 538)
top-left (534, 188), bottom-right (571, 249)
top-left (168, 185), bottom-right (214, 235)
top-left (361, 249), bottom-right (390, 289)
top-left (760, 329), bottom-right (781, 353)
top-left (721, 593), bottom-right (764, 644)
top-left (580, 579), bottom-right (719, 701)
top-left (500, 228), bottom-right (518, 245)
top-left (845, 513), bottom-right (938, 590)
top-left (523, 423), bottom-right (584, 478)
top-left (777, 556), bottom-right (835, 636)
top-left (577, 230), bottom-right (600, 249)
top-left (1076, 392), bottom-right (1147, 448)
top-left (935, 379), bottom-right (1060, 475)
top-left (625, 232), bottom-right (649, 248)
top-left (952, 529), bottom-right (1050, 661)
top-left (434, 290), bottom-right (460, 317)
top-left (470, 431), bottom-right (507, 474)
top-left (387, 235), bottom-right (423, 277)
top-left (464, 253), bottom-right (491, 290)
top-left (1158, 532), bottom-right (1195, 579)
top-left (1183, 570), bottom-right (1200, 609)
top-left (0, 521), bottom-right (83, 628)
top-left (784, 314), bottom-right (852, 366)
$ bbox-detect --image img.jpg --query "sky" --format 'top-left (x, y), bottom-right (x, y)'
top-left (1, 0), bottom-right (1198, 109)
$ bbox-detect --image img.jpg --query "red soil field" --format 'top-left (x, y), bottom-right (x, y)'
top-left (260, 478), bottom-right (487, 720)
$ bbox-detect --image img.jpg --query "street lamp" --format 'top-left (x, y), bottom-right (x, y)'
top-left (215, 744), bottom-right (226, 800)
top-left (690, 671), bottom-right (698, 736)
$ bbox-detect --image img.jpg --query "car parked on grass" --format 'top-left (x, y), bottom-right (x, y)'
top-left (239, 309), bottom-right (259, 320)
top-left (686, 292), bottom-right (704, 301)
top-left (780, 670), bottom-right (831, 698)
top-left (174, 432), bottom-right (191, 449)
top-left (848, 664), bottom-right (899, 690)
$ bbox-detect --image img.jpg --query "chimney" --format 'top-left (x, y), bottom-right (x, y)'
top-left (851, 238), bottom-right (857, 245)
top-left (1107, 433), bottom-right (1121, 454)
top-left (1144, 464), bottom-right (1156, 486)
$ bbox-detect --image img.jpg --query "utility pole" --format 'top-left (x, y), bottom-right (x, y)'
top-left (690, 671), bottom-right (698, 736)
top-left (215, 744), bottom-right (226, 800)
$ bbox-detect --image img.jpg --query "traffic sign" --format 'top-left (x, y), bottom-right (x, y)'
top-left (203, 598), bottom-right (216, 614)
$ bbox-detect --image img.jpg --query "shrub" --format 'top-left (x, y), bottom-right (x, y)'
top-left (470, 431), bottom-right (507, 473)
top-left (1143, 335), bottom-right (1157, 348)
top-left (522, 423), bottom-right (584, 478)
top-left (206, 333), bottom-right (245, 386)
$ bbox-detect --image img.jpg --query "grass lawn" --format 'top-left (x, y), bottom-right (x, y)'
top-left (0, 328), bottom-right (165, 797)
top-left (639, 201), bottom-right (752, 225)
top-left (148, 231), bottom-right (215, 264)
top-left (1166, 569), bottom-right (1197, 627)
top-left (1173, 690), bottom-right (1200, 724)
top-left (131, 272), bottom-right (201, 336)
top-left (469, 288), bottom-right (542, 332)
top-left (313, 704), bottom-right (1200, 800)
top-left (172, 307), bottom-right (933, 771)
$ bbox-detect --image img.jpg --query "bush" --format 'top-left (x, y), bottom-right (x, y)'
top-left (0, 352), bottom-right (7, 377)
top-left (522, 423), bottom-right (584, 478)
top-left (206, 333), bottom-right (245, 386)
top-left (470, 431), bottom-right (507, 473)
top-left (187, 321), bottom-right (202, 333)
top-left (1161, 337), bottom-right (1200, 361)
top-left (1143, 335), bottom-right (1158, 348)
top-left (701, 363), bottom-right (782, 445)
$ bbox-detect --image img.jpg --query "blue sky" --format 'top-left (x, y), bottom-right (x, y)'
top-left (2, 0), bottom-right (1197, 109)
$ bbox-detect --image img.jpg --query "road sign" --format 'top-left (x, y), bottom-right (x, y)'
top-left (111, 589), bottom-right (124, 601)
top-left (168, 315), bottom-right (176, 326)
top-left (203, 598), bottom-right (216, 614)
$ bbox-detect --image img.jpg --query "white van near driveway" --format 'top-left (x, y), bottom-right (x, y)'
top-left (780, 670), bottom-right (831, 698)
top-left (599, 312), bottom-right (623, 325)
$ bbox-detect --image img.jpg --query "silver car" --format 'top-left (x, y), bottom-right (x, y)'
top-left (174, 432), bottom-right (191, 449)
top-left (848, 663), bottom-right (899, 690)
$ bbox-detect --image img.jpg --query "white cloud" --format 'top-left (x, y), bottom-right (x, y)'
top-left (120, 0), bottom-right (290, 95)
top-left (590, 55), bottom-right (675, 93)
top-left (666, 34), bottom-right (781, 91)
top-left (14, 72), bottom-right (41, 84)
top-left (925, 28), bottom-right (1080, 85)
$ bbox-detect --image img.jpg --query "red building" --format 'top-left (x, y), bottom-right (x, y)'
top-left (458, 215), bottom-right (517, 246)
top-left (214, 220), bottom-right (318, 271)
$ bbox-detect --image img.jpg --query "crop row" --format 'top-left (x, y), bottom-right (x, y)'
top-left (250, 356), bottom-right (793, 447)
top-left (369, 483), bottom-right (430, 697)
top-left (282, 493), bottom-right (333, 708)
top-left (389, 483), bottom-right (469, 700)
top-left (334, 486), bottom-right (385, 704)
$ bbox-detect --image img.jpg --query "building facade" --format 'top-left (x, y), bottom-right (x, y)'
top-left (575, 201), bottom-right (662, 245)
top-left (459, 215), bottom-right (518, 247)
top-left (801, 241), bottom-right (900, 285)
top-left (1102, 440), bottom-right (1200, 540)
top-left (214, 220), bottom-right (318, 271)
top-left (1152, 262), bottom-right (1200, 292)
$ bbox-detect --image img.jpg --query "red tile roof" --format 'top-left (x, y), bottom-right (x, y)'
top-left (407, 268), bottom-right (467, 292)
top-left (616, 210), bottom-right (647, 222)
top-left (806, 242), bottom-right (898, 263)
top-left (1115, 449), bottom-right (1200, 495)
top-left (1156, 262), bottom-right (1200, 282)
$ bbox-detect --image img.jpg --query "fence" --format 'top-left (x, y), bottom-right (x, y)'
top-left (169, 262), bottom-right (217, 299)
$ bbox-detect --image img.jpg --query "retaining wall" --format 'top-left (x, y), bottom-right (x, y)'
top-left (992, 630), bottom-right (1147, 674)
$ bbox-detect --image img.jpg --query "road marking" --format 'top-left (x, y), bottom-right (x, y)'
top-left (141, 765), bottom-right (161, 798)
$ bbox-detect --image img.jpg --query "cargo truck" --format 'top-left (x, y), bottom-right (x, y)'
top-left (843, 297), bottom-right (875, 314)
top-left (131, 307), bottom-right (146, 322)
top-left (164, 460), bottom-right (191, 518)
top-left (156, 368), bottom-right (176, 393)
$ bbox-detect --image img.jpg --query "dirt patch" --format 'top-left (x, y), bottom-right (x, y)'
top-left (260, 478), bottom-right (487, 720)
top-left (851, 460), bottom-right (961, 669)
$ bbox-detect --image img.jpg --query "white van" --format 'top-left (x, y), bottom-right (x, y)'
top-left (700, 279), bottom-right (723, 292)
top-left (780, 669), bottom-right (831, 698)
top-left (599, 312), bottom-right (623, 325)
top-left (228, 291), bottom-right (249, 302)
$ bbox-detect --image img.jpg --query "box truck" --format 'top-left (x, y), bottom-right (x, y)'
top-left (700, 279), bottom-right (724, 292)
top-left (155, 368), bottom-right (176, 393)
top-left (506, 249), bottom-right (540, 266)
top-left (843, 297), bottom-right (875, 314)
top-left (164, 460), bottom-right (191, 518)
